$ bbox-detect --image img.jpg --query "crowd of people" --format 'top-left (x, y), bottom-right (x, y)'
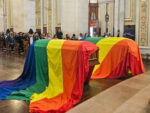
top-left (0, 29), bottom-right (90, 53)
top-left (0, 27), bottom-right (135, 53)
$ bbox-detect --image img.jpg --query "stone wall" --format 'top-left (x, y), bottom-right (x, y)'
top-left (61, 0), bottom-right (88, 36)
top-left (12, 0), bottom-right (35, 32)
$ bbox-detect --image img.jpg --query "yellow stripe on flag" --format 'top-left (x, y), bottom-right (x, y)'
top-left (30, 40), bottom-right (65, 103)
top-left (93, 37), bottom-right (125, 73)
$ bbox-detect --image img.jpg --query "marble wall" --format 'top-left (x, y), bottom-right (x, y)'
top-left (12, 0), bottom-right (25, 32)
top-left (0, 0), bottom-right (36, 32)
top-left (12, 0), bottom-right (35, 32)
top-left (61, 0), bottom-right (88, 36)
top-left (24, 0), bottom-right (35, 32)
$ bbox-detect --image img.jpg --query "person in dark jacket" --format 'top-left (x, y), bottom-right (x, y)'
top-left (33, 32), bottom-right (40, 41)
top-left (56, 28), bottom-right (63, 39)
top-left (7, 32), bottom-right (14, 51)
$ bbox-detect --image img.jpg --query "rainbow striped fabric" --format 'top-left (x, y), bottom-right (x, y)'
top-left (0, 39), bottom-right (98, 113)
top-left (85, 37), bottom-right (145, 79)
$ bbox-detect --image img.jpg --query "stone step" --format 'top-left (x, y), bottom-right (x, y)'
top-left (67, 72), bottom-right (150, 113)
top-left (113, 83), bottom-right (150, 113)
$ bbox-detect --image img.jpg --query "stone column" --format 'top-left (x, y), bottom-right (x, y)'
top-left (99, 2), bottom-right (106, 35)
top-left (136, 0), bottom-right (150, 54)
top-left (56, 0), bottom-right (61, 27)
top-left (3, 0), bottom-right (7, 32)
top-left (24, 0), bottom-right (36, 32)
top-left (114, 0), bottom-right (119, 36)
top-left (51, 0), bottom-right (56, 35)
top-left (8, 0), bottom-right (13, 30)
top-left (47, 0), bottom-right (52, 35)
top-left (119, 0), bottom-right (124, 37)
top-left (41, 0), bottom-right (44, 33)
top-left (0, 0), bottom-right (3, 32)
top-left (35, 0), bottom-right (41, 31)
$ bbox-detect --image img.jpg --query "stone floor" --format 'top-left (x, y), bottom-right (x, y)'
top-left (0, 51), bottom-right (150, 113)
top-left (68, 60), bottom-right (150, 113)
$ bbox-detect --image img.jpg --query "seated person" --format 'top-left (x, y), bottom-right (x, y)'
top-left (7, 32), bottom-right (14, 51)
top-left (33, 32), bottom-right (41, 41)
top-left (71, 34), bottom-right (77, 40)
top-left (17, 32), bottom-right (24, 52)
top-left (53, 34), bottom-right (58, 39)
top-left (56, 28), bottom-right (63, 39)
top-left (78, 33), bottom-right (83, 40)
top-left (80, 33), bottom-right (89, 40)
top-left (123, 25), bottom-right (135, 40)
top-left (45, 33), bottom-right (51, 39)
top-left (65, 34), bottom-right (71, 40)
top-left (102, 32), bottom-right (109, 37)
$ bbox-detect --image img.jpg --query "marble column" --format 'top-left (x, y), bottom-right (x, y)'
top-left (114, 0), bottom-right (119, 36)
top-left (51, 0), bottom-right (56, 35)
top-left (47, 0), bottom-right (52, 35)
top-left (56, 0), bottom-right (61, 27)
top-left (0, 0), bottom-right (3, 32)
top-left (24, 0), bottom-right (35, 32)
top-left (8, 0), bottom-right (13, 30)
top-left (35, 0), bottom-right (41, 31)
top-left (119, 0), bottom-right (124, 37)
top-left (41, 0), bottom-right (44, 33)
top-left (136, 0), bottom-right (150, 54)
top-left (98, 0), bottom-right (115, 36)
top-left (3, 0), bottom-right (7, 32)
top-left (98, 2), bottom-right (106, 35)
top-left (5, 0), bottom-right (13, 30)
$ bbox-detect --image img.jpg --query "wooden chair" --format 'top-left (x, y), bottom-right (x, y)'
top-left (5, 42), bottom-right (11, 54)
top-left (23, 40), bottom-right (29, 55)
top-left (14, 40), bottom-right (19, 54)
top-left (0, 40), bottom-right (3, 51)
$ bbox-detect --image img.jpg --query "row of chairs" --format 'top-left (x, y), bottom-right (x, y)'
top-left (0, 40), bottom-right (29, 56)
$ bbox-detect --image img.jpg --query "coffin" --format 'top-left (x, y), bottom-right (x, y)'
top-left (85, 37), bottom-right (145, 79)
top-left (89, 49), bottom-right (99, 66)
top-left (0, 39), bottom-right (99, 113)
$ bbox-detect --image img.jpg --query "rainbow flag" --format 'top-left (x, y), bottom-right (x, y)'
top-left (85, 37), bottom-right (145, 79)
top-left (0, 39), bottom-right (98, 113)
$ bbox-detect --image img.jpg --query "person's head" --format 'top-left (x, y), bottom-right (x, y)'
top-left (46, 33), bottom-right (50, 37)
top-left (10, 32), bottom-right (13, 36)
top-left (127, 25), bottom-right (132, 30)
top-left (93, 32), bottom-right (97, 36)
top-left (72, 34), bottom-right (76, 37)
top-left (34, 32), bottom-right (39, 37)
top-left (58, 28), bottom-right (61, 32)
top-left (53, 34), bottom-right (57, 38)
top-left (28, 33), bottom-right (33, 38)
top-left (66, 34), bottom-right (69, 37)
top-left (79, 33), bottom-right (83, 37)
top-left (19, 32), bottom-right (23, 37)
top-left (23, 33), bottom-right (26, 37)
top-left (84, 33), bottom-right (88, 37)
top-left (66, 34), bottom-right (70, 40)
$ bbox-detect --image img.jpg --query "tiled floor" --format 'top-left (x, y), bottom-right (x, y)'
top-left (0, 51), bottom-right (150, 113)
